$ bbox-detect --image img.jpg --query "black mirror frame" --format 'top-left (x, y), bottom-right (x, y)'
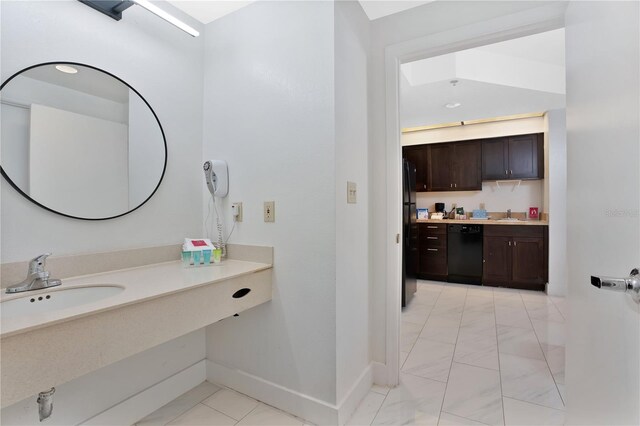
top-left (0, 61), bottom-right (168, 221)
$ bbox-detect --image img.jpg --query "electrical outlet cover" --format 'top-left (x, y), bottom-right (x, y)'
top-left (347, 181), bottom-right (357, 204)
top-left (264, 201), bottom-right (275, 222)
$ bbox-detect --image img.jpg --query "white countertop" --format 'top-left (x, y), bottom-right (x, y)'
top-left (0, 259), bottom-right (272, 338)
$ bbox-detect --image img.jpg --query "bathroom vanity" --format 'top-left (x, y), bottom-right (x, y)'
top-left (0, 248), bottom-right (273, 408)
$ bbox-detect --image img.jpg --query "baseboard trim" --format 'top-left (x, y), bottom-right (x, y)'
top-left (336, 364), bottom-right (373, 425)
top-left (82, 359), bottom-right (207, 425)
top-left (206, 360), bottom-right (374, 425)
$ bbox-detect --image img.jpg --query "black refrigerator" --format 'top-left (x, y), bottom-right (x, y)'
top-left (402, 159), bottom-right (418, 307)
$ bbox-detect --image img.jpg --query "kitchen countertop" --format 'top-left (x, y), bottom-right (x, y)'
top-left (0, 259), bottom-right (272, 338)
top-left (417, 218), bottom-right (548, 226)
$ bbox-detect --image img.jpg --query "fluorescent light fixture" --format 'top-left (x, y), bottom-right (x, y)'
top-left (132, 0), bottom-right (200, 37)
top-left (55, 65), bottom-right (78, 74)
top-left (445, 102), bottom-right (461, 109)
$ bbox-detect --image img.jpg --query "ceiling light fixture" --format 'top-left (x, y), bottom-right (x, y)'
top-left (132, 0), bottom-right (200, 37)
top-left (444, 102), bottom-right (461, 109)
top-left (55, 65), bottom-right (78, 74)
top-left (78, 0), bottom-right (199, 37)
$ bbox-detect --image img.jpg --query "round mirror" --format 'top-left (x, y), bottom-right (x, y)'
top-left (0, 62), bottom-right (167, 220)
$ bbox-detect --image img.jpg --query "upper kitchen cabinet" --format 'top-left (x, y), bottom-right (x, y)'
top-left (427, 141), bottom-right (482, 191)
top-left (402, 146), bottom-right (428, 191)
top-left (482, 133), bottom-right (544, 180)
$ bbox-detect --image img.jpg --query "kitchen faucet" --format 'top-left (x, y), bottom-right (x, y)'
top-left (5, 253), bottom-right (62, 294)
top-left (507, 209), bottom-right (512, 219)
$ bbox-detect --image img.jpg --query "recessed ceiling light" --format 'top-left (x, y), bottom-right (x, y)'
top-left (55, 65), bottom-right (78, 74)
top-left (445, 102), bottom-right (461, 109)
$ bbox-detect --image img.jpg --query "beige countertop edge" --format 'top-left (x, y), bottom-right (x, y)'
top-left (417, 219), bottom-right (549, 226)
top-left (0, 259), bottom-right (273, 339)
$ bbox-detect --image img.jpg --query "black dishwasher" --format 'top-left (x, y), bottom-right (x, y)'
top-left (447, 224), bottom-right (483, 285)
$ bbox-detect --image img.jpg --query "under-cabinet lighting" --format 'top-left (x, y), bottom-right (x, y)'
top-left (402, 112), bottom-right (545, 133)
top-left (132, 0), bottom-right (200, 37)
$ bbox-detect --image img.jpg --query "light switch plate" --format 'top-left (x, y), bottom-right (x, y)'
top-left (347, 181), bottom-right (357, 204)
top-left (264, 201), bottom-right (275, 222)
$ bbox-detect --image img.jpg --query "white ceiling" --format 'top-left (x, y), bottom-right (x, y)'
top-left (401, 29), bottom-right (566, 128)
top-left (166, 0), bottom-right (432, 24)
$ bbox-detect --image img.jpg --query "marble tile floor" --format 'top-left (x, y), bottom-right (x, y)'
top-left (348, 281), bottom-right (566, 426)
top-left (138, 281), bottom-right (565, 426)
top-left (135, 381), bottom-right (310, 426)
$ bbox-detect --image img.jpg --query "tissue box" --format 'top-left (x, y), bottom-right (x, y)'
top-left (417, 208), bottom-right (429, 219)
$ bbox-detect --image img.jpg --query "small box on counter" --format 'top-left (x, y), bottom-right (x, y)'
top-left (529, 207), bottom-right (539, 219)
top-left (417, 208), bottom-right (429, 219)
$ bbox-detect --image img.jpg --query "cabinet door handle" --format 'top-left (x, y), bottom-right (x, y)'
top-left (450, 183), bottom-right (453, 188)
top-left (514, 241), bottom-right (517, 246)
top-left (510, 170), bottom-right (513, 175)
top-left (427, 248), bottom-right (438, 252)
top-left (505, 170), bottom-right (508, 175)
top-left (427, 236), bottom-right (438, 240)
top-left (454, 183), bottom-right (457, 188)
top-left (508, 241), bottom-right (512, 246)
top-left (427, 226), bottom-right (438, 229)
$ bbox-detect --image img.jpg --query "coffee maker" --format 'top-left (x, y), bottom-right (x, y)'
top-left (435, 203), bottom-right (445, 213)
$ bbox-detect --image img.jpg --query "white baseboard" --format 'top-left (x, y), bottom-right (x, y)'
top-left (336, 364), bottom-right (373, 425)
top-left (206, 360), bottom-right (375, 425)
top-left (82, 360), bottom-right (207, 425)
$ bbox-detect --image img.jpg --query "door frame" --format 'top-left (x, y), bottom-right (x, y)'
top-left (383, 3), bottom-right (567, 386)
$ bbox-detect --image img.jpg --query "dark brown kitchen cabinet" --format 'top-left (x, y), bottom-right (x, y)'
top-left (426, 141), bottom-right (481, 191)
top-left (483, 225), bottom-right (548, 291)
top-left (481, 133), bottom-right (544, 181)
top-left (418, 223), bottom-right (447, 281)
top-left (402, 146), bottom-right (428, 192)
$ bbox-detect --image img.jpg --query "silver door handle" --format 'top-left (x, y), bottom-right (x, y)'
top-left (427, 236), bottom-right (438, 240)
top-left (427, 248), bottom-right (438, 252)
top-left (591, 268), bottom-right (640, 303)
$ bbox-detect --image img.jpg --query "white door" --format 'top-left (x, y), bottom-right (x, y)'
top-left (565, 1), bottom-right (640, 424)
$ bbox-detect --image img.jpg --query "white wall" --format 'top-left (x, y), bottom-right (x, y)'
top-left (334, 0), bottom-right (370, 404)
top-left (369, 1), bottom-right (567, 365)
top-left (1, 0), bottom-right (203, 262)
top-left (201, 0), bottom-right (338, 405)
top-left (29, 104), bottom-right (129, 218)
top-left (0, 0), bottom-right (205, 422)
top-left (546, 109), bottom-right (567, 296)
top-left (128, 90), bottom-right (165, 209)
top-left (0, 329), bottom-right (205, 425)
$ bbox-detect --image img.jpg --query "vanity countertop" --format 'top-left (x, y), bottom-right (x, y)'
top-left (0, 259), bottom-right (272, 338)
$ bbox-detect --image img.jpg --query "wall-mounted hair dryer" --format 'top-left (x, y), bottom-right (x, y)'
top-left (203, 160), bottom-right (229, 197)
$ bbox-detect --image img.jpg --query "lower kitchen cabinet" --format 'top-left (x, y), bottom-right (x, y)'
top-left (418, 223), bottom-right (447, 281)
top-left (483, 225), bottom-right (548, 291)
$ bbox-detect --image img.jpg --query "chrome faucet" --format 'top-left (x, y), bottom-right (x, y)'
top-left (5, 253), bottom-right (61, 294)
top-left (507, 209), bottom-right (512, 219)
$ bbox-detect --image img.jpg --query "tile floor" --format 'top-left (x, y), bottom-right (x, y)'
top-left (136, 381), bottom-right (309, 426)
top-left (348, 280), bottom-right (566, 426)
top-left (139, 280), bottom-right (566, 426)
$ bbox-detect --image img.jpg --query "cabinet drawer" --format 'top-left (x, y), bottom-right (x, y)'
top-left (420, 223), bottom-right (447, 235)
top-left (420, 248), bottom-right (447, 276)
top-left (422, 235), bottom-right (446, 248)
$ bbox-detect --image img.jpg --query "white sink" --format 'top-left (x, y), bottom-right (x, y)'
top-left (1, 285), bottom-right (124, 320)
